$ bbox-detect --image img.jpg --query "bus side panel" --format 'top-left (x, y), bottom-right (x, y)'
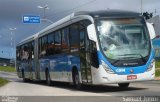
top-left (19, 60), bottom-right (35, 80)
top-left (39, 54), bottom-right (80, 83)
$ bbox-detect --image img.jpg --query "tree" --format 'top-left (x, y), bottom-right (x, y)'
top-left (143, 12), bottom-right (153, 20)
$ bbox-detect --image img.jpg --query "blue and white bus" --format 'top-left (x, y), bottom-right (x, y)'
top-left (16, 10), bottom-right (155, 89)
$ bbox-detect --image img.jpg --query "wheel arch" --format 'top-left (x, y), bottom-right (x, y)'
top-left (71, 66), bottom-right (82, 84)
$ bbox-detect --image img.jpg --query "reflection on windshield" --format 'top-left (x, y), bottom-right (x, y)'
top-left (97, 18), bottom-right (150, 61)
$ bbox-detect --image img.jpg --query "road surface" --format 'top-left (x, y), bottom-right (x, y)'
top-left (0, 71), bottom-right (160, 102)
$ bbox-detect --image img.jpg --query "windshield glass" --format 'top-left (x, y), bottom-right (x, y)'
top-left (97, 18), bottom-right (150, 66)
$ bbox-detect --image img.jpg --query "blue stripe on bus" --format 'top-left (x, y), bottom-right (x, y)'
top-left (97, 49), bottom-right (155, 75)
top-left (20, 60), bottom-right (35, 72)
top-left (39, 54), bottom-right (80, 72)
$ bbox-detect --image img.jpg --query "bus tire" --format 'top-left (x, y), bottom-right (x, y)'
top-left (46, 70), bottom-right (52, 86)
top-left (118, 83), bottom-right (130, 88)
top-left (72, 69), bottom-right (82, 89)
top-left (22, 70), bottom-right (27, 82)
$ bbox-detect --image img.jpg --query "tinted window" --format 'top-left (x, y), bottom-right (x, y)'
top-left (47, 33), bottom-right (55, 55)
top-left (54, 31), bottom-right (61, 54)
top-left (31, 41), bottom-right (34, 59)
top-left (16, 47), bottom-right (21, 60)
top-left (38, 38), bottom-right (41, 57)
top-left (21, 44), bottom-right (29, 60)
top-left (70, 24), bottom-right (79, 52)
top-left (41, 36), bottom-right (48, 57)
top-left (62, 27), bottom-right (69, 52)
top-left (48, 33), bottom-right (54, 45)
top-left (28, 42), bottom-right (32, 59)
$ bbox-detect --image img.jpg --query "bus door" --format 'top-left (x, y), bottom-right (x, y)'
top-left (80, 29), bottom-right (92, 83)
top-left (28, 41), bottom-right (35, 80)
top-left (35, 38), bottom-right (40, 80)
top-left (28, 59), bottom-right (33, 79)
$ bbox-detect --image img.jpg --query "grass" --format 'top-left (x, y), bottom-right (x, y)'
top-left (0, 66), bottom-right (15, 72)
top-left (156, 69), bottom-right (160, 77)
top-left (155, 60), bottom-right (160, 69)
top-left (155, 61), bottom-right (160, 77)
top-left (0, 77), bottom-right (9, 87)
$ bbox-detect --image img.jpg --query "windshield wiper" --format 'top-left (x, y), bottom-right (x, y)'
top-left (111, 56), bottom-right (139, 65)
top-left (111, 59), bottom-right (121, 65)
top-left (118, 54), bottom-right (146, 63)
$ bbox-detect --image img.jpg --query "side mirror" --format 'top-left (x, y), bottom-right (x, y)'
top-left (87, 24), bottom-right (97, 42)
top-left (146, 22), bottom-right (156, 40)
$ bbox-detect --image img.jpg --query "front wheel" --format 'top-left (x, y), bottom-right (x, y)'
top-left (118, 83), bottom-right (130, 88)
top-left (73, 71), bottom-right (82, 89)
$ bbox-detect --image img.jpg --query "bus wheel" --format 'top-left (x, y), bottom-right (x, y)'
top-left (46, 70), bottom-right (51, 86)
top-left (72, 70), bottom-right (82, 89)
top-left (118, 83), bottom-right (130, 88)
top-left (22, 70), bottom-right (27, 82)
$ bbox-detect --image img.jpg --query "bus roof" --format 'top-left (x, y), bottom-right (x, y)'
top-left (17, 10), bottom-right (141, 46)
top-left (38, 14), bottom-right (74, 37)
top-left (17, 33), bottom-right (38, 46)
top-left (74, 10), bottom-right (141, 18)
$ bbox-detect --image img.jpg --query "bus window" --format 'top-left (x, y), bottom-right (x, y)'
top-left (41, 36), bottom-right (48, 57)
top-left (22, 44), bottom-right (29, 60)
top-left (27, 41), bottom-right (34, 59)
top-left (54, 31), bottom-right (61, 54)
top-left (47, 33), bottom-right (55, 55)
top-left (70, 24), bottom-right (79, 52)
top-left (28, 42), bottom-right (32, 60)
top-left (62, 27), bottom-right (69, 53)
top-left (20, 46), bottom-right (23, 61)
top-left (38, 38), bottom-right (41, 58)
top-left (16, 47), bottom-right (20, 60)
top-left (31, 41), bottom-right (34, 59)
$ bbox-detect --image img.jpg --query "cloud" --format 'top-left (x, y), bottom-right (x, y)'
top-left (0, 0), bottom-right (160, 48)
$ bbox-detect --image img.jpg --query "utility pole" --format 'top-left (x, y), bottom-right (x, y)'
top-left (155, 9), bottom-right (157, 16)
top-left (9, 28), bottom-right (16, 69)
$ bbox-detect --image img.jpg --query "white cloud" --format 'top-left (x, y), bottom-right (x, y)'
top-left (0, 0), bottom-right (160, 47)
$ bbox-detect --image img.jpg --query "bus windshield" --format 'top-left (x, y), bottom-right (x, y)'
top-left (97, 18), bottom-right (150, 66)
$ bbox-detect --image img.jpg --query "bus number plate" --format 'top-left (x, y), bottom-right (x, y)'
top-left (127, 75), bottom-right (137, 80)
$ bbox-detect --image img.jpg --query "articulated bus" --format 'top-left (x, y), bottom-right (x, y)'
top-left (16, 10), bottom-right (155, 89)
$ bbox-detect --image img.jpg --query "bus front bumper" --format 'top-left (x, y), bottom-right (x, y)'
top-left (91, 66), bottom-right (155, 85)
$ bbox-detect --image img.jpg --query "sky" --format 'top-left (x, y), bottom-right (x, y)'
top-left (0, 0), bottom-right (160, 59)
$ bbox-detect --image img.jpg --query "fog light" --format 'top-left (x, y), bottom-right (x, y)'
top-left (147, 59), bottom-right (155, 71)
top-left (101, 60), bottom-right (115, 74)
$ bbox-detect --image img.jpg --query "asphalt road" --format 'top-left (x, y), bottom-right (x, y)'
top-left (0, 71), bottom-right (160, 102)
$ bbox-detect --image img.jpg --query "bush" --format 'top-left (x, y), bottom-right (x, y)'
top-left (0, 66), bottom-right (15, 72)
top-left (0, 77), bottom-right (9, 87)
top-left (156, 68), bottom-right (160, 77)
top-left (155, 61), bottom-right (160, 69)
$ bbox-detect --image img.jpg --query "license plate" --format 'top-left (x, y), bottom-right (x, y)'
top-left (127, 75), bottom-right (137, 80)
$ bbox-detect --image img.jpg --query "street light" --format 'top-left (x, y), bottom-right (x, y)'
top-left (9, 27), bottom-right (16, 68)
top-left (37, 4), bottom-right (49, 19)
top-left (37, 4), bottom-right (53, 24)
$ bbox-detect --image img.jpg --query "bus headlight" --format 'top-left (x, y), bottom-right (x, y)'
top-left (147, 59), bottom-right (155, 72)
top-left (101, 60), bottom-right (115, 74)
